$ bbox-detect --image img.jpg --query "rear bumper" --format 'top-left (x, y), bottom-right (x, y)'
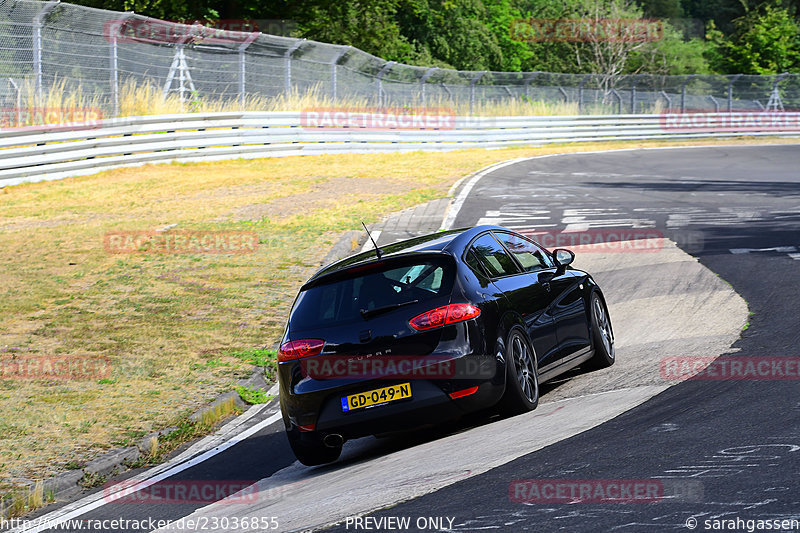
top-left (281, 378), bottom-right (504, 440)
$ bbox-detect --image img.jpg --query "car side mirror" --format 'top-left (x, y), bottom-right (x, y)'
top-left (553, 248), bottom-right (575, 269)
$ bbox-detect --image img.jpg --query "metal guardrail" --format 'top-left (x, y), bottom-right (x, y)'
top-left (1, 111), bottom-right (799, 187)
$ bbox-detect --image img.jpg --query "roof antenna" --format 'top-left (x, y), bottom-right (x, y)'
top-left (361, 221), bottom-right (383, 259)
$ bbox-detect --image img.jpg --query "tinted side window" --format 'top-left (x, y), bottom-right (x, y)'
top-left (464, 249), bottom-right (487, 279)
top-left (494, 232), bottom-right (554, 272)
top-left (470, 234), bottom-right (520, 278)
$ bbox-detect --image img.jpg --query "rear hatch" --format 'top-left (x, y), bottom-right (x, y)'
top-left (286, 253), bottom-right (457, 386)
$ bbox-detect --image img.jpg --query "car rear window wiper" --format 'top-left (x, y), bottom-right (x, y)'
top-left (360, 300), bottom-right (419, 320)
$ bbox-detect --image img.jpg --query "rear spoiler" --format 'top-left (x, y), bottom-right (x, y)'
top-left (300, 251), bottom-right (454, 292)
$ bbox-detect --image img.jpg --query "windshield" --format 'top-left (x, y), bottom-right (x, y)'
top-left (290, 256), bottom-right (455, 331)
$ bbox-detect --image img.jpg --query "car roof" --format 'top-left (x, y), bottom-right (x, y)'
top-left (307, 225), bottom-right (509, 283)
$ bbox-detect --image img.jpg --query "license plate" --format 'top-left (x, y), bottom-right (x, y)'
top-left (341, 383), bottom-right (412, 412)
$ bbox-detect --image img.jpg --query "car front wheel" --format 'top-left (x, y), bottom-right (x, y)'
top-left (585, 292), bottom-right (615, 370)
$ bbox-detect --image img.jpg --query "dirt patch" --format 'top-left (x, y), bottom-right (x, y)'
top-left (225, 177), bottom-right (410, 222)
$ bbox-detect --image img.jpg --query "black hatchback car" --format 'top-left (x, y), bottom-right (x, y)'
top-left (277, 225), bottom-right (614, 465)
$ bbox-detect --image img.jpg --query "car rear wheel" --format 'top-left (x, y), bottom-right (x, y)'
top-left (500, 327), bottom-right (539, 415)
top-left (286, 429), bottom-right (342, 466)
top-left (585, 292), bottom-right (615, 370)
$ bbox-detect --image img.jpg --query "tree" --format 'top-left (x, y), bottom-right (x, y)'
top-left (707, 4), bottom-right (800, 74)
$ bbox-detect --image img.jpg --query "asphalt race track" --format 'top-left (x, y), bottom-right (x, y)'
top-left (11, 144), bottom-right (800, 533)
top-left (325, 144), bottom-right (800, 532)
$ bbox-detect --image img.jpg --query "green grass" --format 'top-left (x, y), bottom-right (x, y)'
top-left (235, 386), bottom-right (273, 405)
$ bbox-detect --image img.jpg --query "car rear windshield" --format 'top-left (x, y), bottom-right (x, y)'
top-left (290, 256), bottom-right (455, 331)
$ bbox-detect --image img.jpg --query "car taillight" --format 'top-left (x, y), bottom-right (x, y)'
top-left (409, 303), bottom-right (481, 331)
top-left (278, 339), bottom-right (325, 362)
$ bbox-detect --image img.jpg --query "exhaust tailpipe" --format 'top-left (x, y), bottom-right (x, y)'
top-left (323, 433), bottom-right (344, 448)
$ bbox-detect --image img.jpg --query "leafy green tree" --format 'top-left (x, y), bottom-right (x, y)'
top-left (289, 0), bottom-right (416, 63)
top-left (707, 4), bottom-right (800, 74)
top-left (397, 0), bottom-right (504, 70)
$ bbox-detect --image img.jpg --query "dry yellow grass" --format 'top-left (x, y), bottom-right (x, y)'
top-left (0, 135), bottom-right (794, 494)
top-left (12, 78), bottom-right (593, 125)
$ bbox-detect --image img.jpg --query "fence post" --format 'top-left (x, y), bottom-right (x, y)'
top-left (108, 13), bottom-right (133, 117)
top-left (680, 74), bottom-right (695, 113)
top-left (284, 40), bottom-right (304, 98)
top-left (578, 74), bottom-right (590, 114)
top-left (610, 89), bottom-right (622, 115)
top-left (470, 71), bottom-right (486, 115)
top-left (727, 74), bottom-right (741, 112)
top-left (33, 1), bottom-right (60, 104)
top-left (630, 84), bottom-right (636, 114)
top-left (659, 90), bottom-right (672, 110)
top-left (376, 61), bottom-right (395, 107)
top-left (237, 33), bottom-right (258, 108)
top-left (523, 72), bottom-right (541, 101)
top-left (330, 47), bottom-right (349, 103)
top-left (419, 67), bottom-right (438, 107)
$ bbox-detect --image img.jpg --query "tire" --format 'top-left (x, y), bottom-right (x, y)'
top-left (499, 327), bottom-right (539, 415)
top-left (286, 429), bottom-right (342, 466)
top-left (585, 292), bottom-right (615, 370)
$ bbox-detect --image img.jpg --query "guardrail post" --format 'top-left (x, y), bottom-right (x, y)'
top-left (376, 61), bottom-right (396, 108)
top-left (578, 74), bottom-right (590, 114)
top-left (330, 47), bottom-right (349, 103)
top-left (419, 67), bottom-right (438, 107)
top-left (284, 40), bottom-right (304, 98)
top-left (237, 33), bottom-right (258, 108)
top-left (727, 74), bottom-right (741, 112)
top-left (680, 74), bottom-right (695, 113)
top-left (33, 1), bottom-right (59, 104)
top-left (469, 71), bottom-right (486, 115)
